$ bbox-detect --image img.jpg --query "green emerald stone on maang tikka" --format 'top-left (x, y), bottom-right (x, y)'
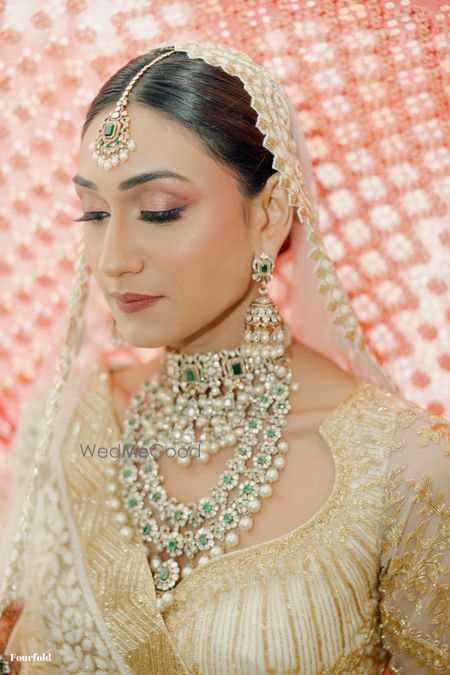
top-left (103, 122), bottom-right (117, 139)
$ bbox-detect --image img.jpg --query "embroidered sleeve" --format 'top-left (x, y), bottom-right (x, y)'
top-left (378, 402), bottom-right (450, 674)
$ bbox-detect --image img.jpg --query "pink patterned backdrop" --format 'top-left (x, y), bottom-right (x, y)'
top-left (0, 0), bottom-right (449, 457)
top-left (0, 4), bottom-right (449, 669)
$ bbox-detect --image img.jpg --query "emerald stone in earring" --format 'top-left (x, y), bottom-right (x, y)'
top-left (252, 252), bottom-right (275, 286)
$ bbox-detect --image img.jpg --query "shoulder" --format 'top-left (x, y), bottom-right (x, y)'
top-left (377, 391), bottom-right (450, 550)
top-left (369, 378), bottom-right (450, 453)
top-left (385, 392), bottom-right (450, 469)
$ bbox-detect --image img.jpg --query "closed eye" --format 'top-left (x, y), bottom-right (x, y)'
top-left (139, 207), bottom-right (186, 223)
top-left (72, 206), bottom-right (186, 224)
top-left (72, 211), bottom-right (109, 222)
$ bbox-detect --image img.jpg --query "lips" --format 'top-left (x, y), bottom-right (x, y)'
top-left (111, 292), bottom-right (162, 302)
top-left (111, 292), bottom-right (163, 314)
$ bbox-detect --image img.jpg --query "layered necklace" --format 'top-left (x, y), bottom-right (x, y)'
top-left (107, 255), bottom-right (299, 612)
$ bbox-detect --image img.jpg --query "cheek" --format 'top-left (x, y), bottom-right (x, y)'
top-left (160, 197), bottom-right (251, 295)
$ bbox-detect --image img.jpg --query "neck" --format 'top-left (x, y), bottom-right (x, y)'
top-left (166, 283), bottom-right (260, 355)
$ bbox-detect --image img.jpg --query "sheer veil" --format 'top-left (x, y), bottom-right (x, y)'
top-left (0, 40), bottom-right (399, 614)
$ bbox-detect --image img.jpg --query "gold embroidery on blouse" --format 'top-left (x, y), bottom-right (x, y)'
top-left (280, 570), bottom-right (301, 672)
top-left (392, 404), bottom-right (450, 455)
top-left (260, 572), bottom-right (274, 673)
top-left (322, 614), bottom-right (387, 674)
top-left (396, 407), bottom-right (419, 428)
top-left (379, 473), bottom-right (450, 630)
top-left (407, 473), bottom-right (447, 517)
top-left (379, 464), bottom-right (408, 555)
top-left (417, 420), bottom-right (450, 456)
top-left (380, 604), bottom-right (450, 674)
top-left (184, 602), bottom-right (388, 675)
top-left (230, 584), bottom-right (246, 672)
top-left (379, 405), bottom-right (450, 673)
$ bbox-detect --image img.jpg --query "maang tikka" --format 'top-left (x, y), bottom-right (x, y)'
top-left (89, 50), bottom-right (176, 172)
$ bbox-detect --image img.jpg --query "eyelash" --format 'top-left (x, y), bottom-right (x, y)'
top-left (72, 206), bottom-right (185, 224)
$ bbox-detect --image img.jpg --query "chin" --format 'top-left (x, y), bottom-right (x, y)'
top-left (120, 323), bottom-right (183, 349)
top-left (124, 333), bottom-right (167, 349)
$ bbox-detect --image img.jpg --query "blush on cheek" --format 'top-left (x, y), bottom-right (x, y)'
top-left (163, 213), bottom-right (244, 282)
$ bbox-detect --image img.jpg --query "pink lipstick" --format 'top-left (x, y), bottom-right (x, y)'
top-left (111, 292), bottom-right (163, 314)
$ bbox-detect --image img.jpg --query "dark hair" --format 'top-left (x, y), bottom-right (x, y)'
top-left (82, 48), bottom-right (291, 254)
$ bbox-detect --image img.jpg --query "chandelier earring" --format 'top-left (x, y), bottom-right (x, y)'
top-left (241, 253), bottom-right (288, 358)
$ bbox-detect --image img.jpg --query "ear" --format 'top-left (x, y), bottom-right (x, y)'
top-left (248, 172), bottom-right (293, 258)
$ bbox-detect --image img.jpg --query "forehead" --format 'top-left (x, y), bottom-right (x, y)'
top-left (77, 102), bottom-right (224, 184)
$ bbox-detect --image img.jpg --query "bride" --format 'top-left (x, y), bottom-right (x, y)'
top-left (0, 41), bottom-right (448, 674)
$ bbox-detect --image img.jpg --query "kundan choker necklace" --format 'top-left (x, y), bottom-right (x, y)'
top-left (106, 253), bottom-right (299, 612)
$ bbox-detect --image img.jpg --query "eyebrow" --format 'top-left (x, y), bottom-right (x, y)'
top-left (71, 170), bottom-right (192, 192)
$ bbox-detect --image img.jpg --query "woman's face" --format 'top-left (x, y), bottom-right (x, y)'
top-left (75, 103), bottom-right (283, 352)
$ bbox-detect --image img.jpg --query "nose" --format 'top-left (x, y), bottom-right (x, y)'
top-left (98, 216), bottom-right (143, 278)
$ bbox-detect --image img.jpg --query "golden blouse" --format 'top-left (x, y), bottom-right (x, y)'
top-left (6, 362), bottom-right (450, 674)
